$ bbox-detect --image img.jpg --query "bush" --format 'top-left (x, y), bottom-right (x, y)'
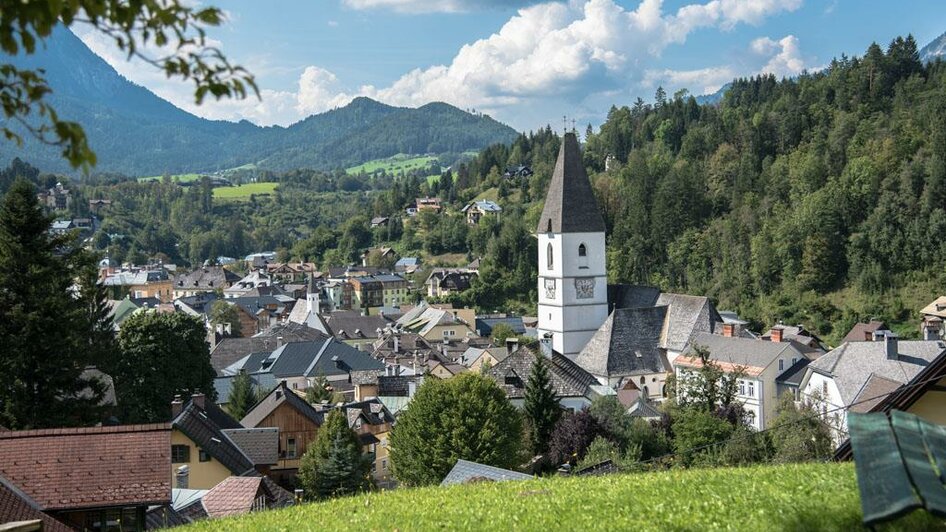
top-left (548, 409), bottom-right (603, 466)
top-left (671, 407), bottom-right (734, 466)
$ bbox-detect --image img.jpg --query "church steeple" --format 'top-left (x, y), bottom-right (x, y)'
top-left (537, 132), bottom-right (605, 234)
top-left (536, 131), bottom-right (609, 359)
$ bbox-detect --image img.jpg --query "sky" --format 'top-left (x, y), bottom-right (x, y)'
top-left (75, 0), bottom-right (946, 132)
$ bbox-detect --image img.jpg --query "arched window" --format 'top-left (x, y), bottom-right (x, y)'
top-left (578, 244), bottom-right (587, 257)
top-left (578, 243), bottom-right (588, 268)
top-left (546, 243), bottom-right (554, 270)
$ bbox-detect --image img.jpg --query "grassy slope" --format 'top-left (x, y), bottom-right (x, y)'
top-left (212, 182), bottom-right (278, 200)
top-left (184, 463), bottom-right (940, 531)
top-left (346, 154), bottom-right (440, 175)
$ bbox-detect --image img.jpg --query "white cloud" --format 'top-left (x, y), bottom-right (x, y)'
top-left (77, 0), bottom-right (806, 129)
top-left (752, 35), bottom-right (807, 77)
top-left (342, 0), bottom-right (534, 13)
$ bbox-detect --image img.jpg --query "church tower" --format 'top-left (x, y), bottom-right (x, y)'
top-left (536, 131), bottom-right (609, 358)
top-left (306, 273), bottom-right (320, 315)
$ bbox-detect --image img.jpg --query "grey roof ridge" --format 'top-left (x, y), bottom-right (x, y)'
top-left (216, 424), bottom-right (258, 474)
top-left (222, 354), bottom-right (253, 377)
top-left (303, 337), bottom-right (334, 377)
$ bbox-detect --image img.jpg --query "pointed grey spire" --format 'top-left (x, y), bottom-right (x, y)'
top-left (307, 273), bottom-right (317, 294)
top-left (537, 131), bottom-right (605, 234)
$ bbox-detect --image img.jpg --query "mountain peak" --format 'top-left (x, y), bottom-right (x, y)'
top-left (920, 31), bottom-right (946, 63)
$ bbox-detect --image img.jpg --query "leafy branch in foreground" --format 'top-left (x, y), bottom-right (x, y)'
top-left (0, 1), bottom-right (258, 170)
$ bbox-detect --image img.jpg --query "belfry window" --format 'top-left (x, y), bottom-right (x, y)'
top-left (578, 243), bottom-right (588, 268)
top-left (578, 244), bottom-right (587, 256)
top-left (547, 243), bottom-right (554, 270)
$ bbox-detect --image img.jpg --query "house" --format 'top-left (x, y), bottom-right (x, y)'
top-left (37, 182), bottom-right (71, 210)
top-left (441, 459), bottom-right (532, 486)
top-left (920, 296), bottom-right (946, 340)
top-left (626, 397), bottom-right (661, 421)
top-left (230, 295), bottom-right (296, 336)
top-left (841, 320), bottom-right (888, 343)
top-left (502, 164), bottom-right (534, 179)
top-left (244, 252), bottom-right (277, 269)
top-left (415, 196), bottom-right (442, 214)
top-left (221, 337), bottom-right (384, 394)
top-left (361, 247), bottom-right (398, 268)
top-left (370, 216), bottom-right (390, 228)
top-left (428, 361), bottom-right (468, 379)
top-left (224, 271), bottom-right (273, 299)
top-left (170, 394), bottom-right (259, 490)
top-left (173, 266), bottom-right (241, 298)
top-left (312, 310), bottom-right (393, 350)
top-left (209, 321), bottom-right (327, 375)
top-left (265, 262), bottom-right (318, 283)
top-left (475, 316), bottom-right (526, 338)
top-left (487, 344), bottom-right (601, 410)
top-left (459, 346), bottom-right (509, 372)
top-left (799, 332), bottom-right (946, 442)
top-left (199, 476), bottom-right (294, 519)
top-left (240, 383), bottom-right (326, 483)
top-left (88, 198), bottom-right (112, 212)
top-left (342, 399), bottom-right (396, 484)
top-left (425, 269), bottom-right (477, 298)
top-left (371, 330), bottom-right (437, 364)
top-left (174, 291), bottom-right (220, 318)
top-left (674, 332), bottom-right (811, 430)
top-left (760, 324), bottom-right (827, 352)
top-left (375, 274), bottom-right (410, 309)
top-left (349, 276), bottom-right (384, 310)
top-left (0, 475), bottom-right (71, 531)
top-left (103, 269), bottom-right (173, 302)
top-left (0, 423), bottom-right (171, 530)
top-left (461, 199), bottom-right (502, 225)
top-left (396, 302), bottom-right (473, 342)
top-left (394, 257), bottom-right (420, 274)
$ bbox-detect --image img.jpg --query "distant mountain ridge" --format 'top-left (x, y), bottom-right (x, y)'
top-left (0, 28), bottom-right (518, 175)
top-left (920, 31), bottom-right (946, 63)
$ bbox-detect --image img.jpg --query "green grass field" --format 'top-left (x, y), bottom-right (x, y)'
top-left (212, 182), bottom-right (278, 200)
top-left (183, 463), bottom-right (940, 531)
top-left (136, 173), bottom-right (203, 183)
top-left (346, 154), bottom-right (441, 176)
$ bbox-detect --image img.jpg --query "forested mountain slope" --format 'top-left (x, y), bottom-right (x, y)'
top-left (0, 28), bottom-right (517, 175)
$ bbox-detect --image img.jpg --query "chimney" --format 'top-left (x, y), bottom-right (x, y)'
top-left (770, 327), bottom-right (783, 343)
top-left (393, 333), bottom-right (400, 354)
top-left (540, 332), bottom-right (553, 358)
top-left (884, 331), bottom-right (899, 360)
top-left (175, 465), bottom-right (189, 489)
top-left (722, 324), bottom-right (734, 337)
top-left (276, 336), bottom-right (284, 348)
top-left (191, 392), bottom-right (205, 410)
top-left (505, 337), bottom-right (520, 356)
top-left (171, 395), bottom-right (184, 418)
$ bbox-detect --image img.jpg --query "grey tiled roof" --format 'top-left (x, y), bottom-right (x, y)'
top-left (776, 358), bottom-right (810, 386)
top-left (807, 340), bottom-right (946, 405)
top-left (607, 284), bottom-right (661, 311)
top-left (172, 401), bottom-right (255, 477)
top-left (849, 374), bottom-right (903, 414)
top-left (681, 332), bottom-right (808, 373)
top-left (210, 323), bottom-right (327, 374)
top-left (536, 132), bottom-right (605, 234)
top-left (654, 293), bottom-right (721, 352)
top-left (440, 459), bottom-right (532, 486)
top-left (487, 346), bottom-right (598, 399)
top-left (221, 428), bottom-right (279, 466)
top-left (475, 317), bottom-right (526, 336)
top-left (575, 306), bottom-right (669, 378)
top-left (627, 397), bottom-right (661, 419)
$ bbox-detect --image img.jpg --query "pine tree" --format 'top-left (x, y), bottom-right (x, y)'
top-left (305, 372), bottom-right (333, 405)
top-left (0, 179), bottom-right (109, 428)
top-left (226, 370), bottom-right (256, 421)
top-left (523, 354), bottom-right (561, 455)
top-left (298, 410), bottom-right (372, 499)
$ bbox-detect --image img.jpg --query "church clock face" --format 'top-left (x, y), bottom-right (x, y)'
top-left (544, 278), bottom-right (556, 299)
top-left (575, 277), bottom-right (595, 299)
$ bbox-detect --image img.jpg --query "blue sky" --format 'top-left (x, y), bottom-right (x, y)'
top-left (76, 0), bottom-right (946, 131)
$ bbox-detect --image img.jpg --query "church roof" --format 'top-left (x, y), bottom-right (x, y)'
top-left (575, 306), bottom-right (671, 378)
top-left (537, 132), bottom-right (606, 234)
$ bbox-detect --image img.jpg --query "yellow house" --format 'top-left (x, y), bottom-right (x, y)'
top-left (428, 361), bottom-right (468, 379)
top-left (170, 395), bottom-right (258, 490)
top-left (344, 399), bottom-right (396, 485)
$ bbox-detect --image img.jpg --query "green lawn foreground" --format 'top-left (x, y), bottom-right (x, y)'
top-left (183, 463), bottom-right (943, 531)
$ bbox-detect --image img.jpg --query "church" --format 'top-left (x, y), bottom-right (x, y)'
top-left (536, 132), bottom-right (725, 401)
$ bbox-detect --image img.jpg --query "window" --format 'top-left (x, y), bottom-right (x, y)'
top-left (287, 438), bottom-right (297, 459)
top-left (578, 244), bottom-right (587, 257)
top-left (778, 359), bottom-right (784, 371)
top-left (578, 243), bottom-right (589, 268)
top-left (198, 449), bottom-right (211, 462)
top-left (748, 381), bottom-right (755, 398)
top-left (547, 243), bottom-right (554, 270)
top-left (171, 445), bottom-right (190, 464)
top-left (738, 381), bottom-right (746, 396)
top-left (791, 357), bottom-right (797, 365)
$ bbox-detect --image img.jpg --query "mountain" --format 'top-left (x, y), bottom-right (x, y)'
top-left (0, 28), bottom-right (518, 176)
top-left (920, 31), bottom-right (946, 63)
top-left (694, 83), bottom-right (731, 105)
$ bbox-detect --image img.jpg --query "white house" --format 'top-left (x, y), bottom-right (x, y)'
top-left (799, 332), bottom-right (946, 442)
top-left (674, 332), bottom-right (809, 430)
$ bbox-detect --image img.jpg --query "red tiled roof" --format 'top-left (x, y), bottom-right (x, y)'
top-left (201, 476), bottom-right (263, 518)
top-left (0, 476), bottom-right (71, 532)
top-left (0, 424), bottom-right (172, 511)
